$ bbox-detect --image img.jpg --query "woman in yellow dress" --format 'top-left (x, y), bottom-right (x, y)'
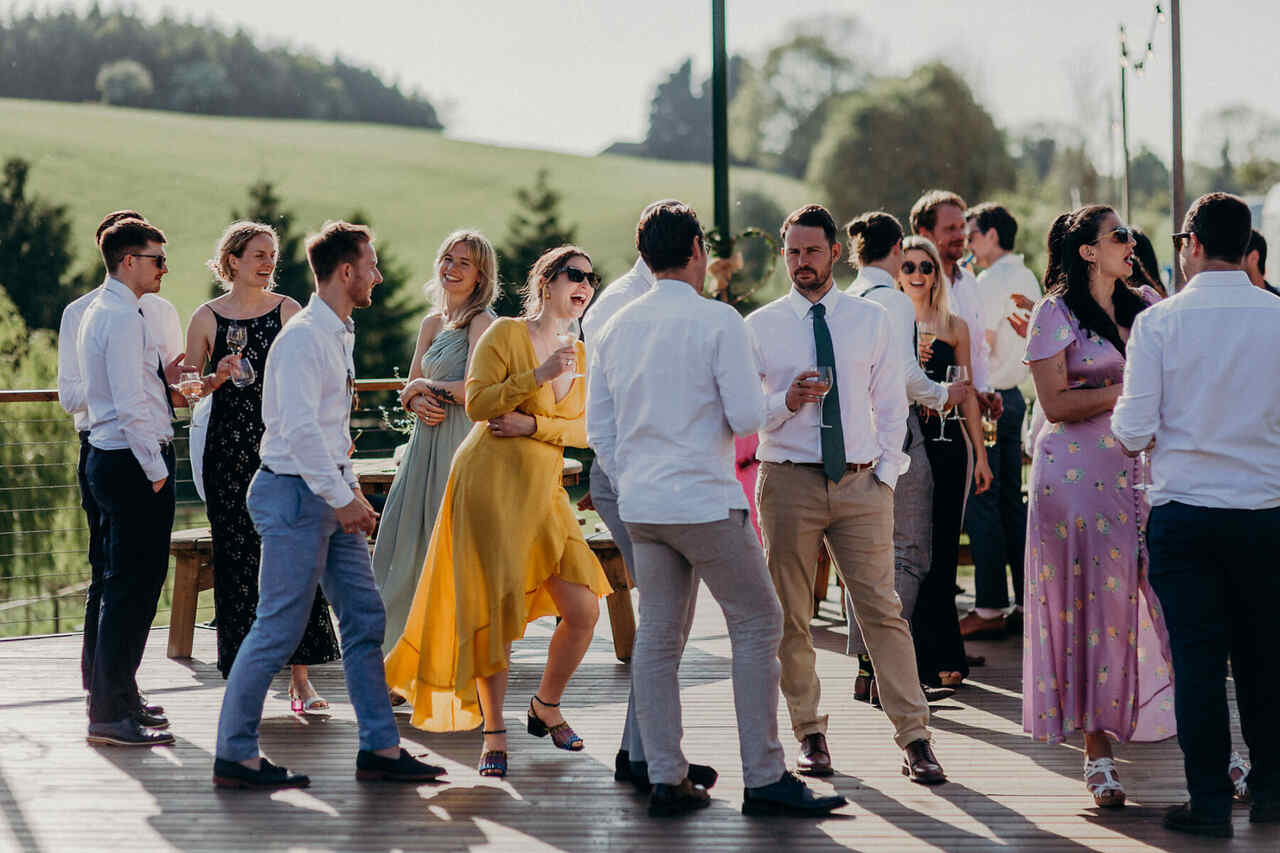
top-left (384, 245), bottom-right (611, 778)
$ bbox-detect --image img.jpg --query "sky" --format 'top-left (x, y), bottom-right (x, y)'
top-left (57, 0), bottom-right (1280, 166)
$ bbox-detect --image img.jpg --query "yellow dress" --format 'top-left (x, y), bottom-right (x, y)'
top-left (384, 317), bottom-right (612, 731)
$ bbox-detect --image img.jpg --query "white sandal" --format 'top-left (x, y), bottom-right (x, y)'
top-left (1083, 756), bottom-right (1126, 808)
top-left (1229, 751), bottom-right (1251, 802)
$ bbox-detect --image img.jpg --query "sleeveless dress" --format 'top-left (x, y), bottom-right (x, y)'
top-left (910, 338), bottom-right (973, 685)
top-left (372, 319), bottom-right (481, 654)
top-left (1022, 287), bottom-right (1175, 744)
top-left (204, 302), bottom-right (340, 677)
top-left (384, 318), bottom-right (612, 732)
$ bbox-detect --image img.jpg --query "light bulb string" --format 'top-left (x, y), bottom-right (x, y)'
top-left (1119, 3), bottom-right (1165, 77)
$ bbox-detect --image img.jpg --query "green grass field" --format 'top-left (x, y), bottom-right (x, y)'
top-left (3, 98), bottom-right (817, 326)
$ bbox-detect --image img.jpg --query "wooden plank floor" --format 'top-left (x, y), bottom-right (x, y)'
top-left (0, 583), bottom-right (1272, 852)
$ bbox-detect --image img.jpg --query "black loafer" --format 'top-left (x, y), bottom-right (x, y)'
top-left (87, 718), bottom-right (174, 747)
top-left (213, 757), bottom-right (309, 790)
top-left (620, 752), bottom-right (716, 793)
top-left (356, 747), bottom-right (446, 782)
top-left (648, 779), bottom-right (710, 818)
top-left (1162, 802), bottom-right (1232, 838)
top-left (137, 693), bottom-right (165, 716)
top-left (131, 707), bottom-right (170, 730)
top-left (742, 770), bottom-right (848, 816)
top-left (1250, 799), bottom-right (1280, 824)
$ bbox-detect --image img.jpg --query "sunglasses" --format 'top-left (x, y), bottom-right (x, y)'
top-left (1097, 227), bottom-right (1135, 245)
top-left (1172, 231), bottom-right (1192, 251)
top-left (129, 252), bottom-right (167, 269)
top-left (561, 266), bottom-right (601, 287)
top-left (901, 260), bottom-right (935, 276)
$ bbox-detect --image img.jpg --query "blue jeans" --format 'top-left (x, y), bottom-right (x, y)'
top-left (215, 471), bottom-right (398, 761)
top-left (964, 386), bottom-right (1026, 609)
top-left (1147, 501), bottom-right (1280, 819)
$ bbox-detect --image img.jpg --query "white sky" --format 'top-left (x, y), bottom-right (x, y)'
top-left (58, 0), bottom-right (1280, 166)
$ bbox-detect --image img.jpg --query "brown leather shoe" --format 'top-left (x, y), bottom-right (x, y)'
top-left (796, 733), bottom-right (833, 777)
top-left (901, 739), bottom-right (947, 785)
top-left (958, 610), bottom-right (1006, 639)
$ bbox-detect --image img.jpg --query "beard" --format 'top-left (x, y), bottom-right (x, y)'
top-left (348, 279), bottom-right (374, 308)
top-left (790, 262), bottom-right (832, 292)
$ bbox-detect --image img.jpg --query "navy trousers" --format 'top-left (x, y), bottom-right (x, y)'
top-left (964, 386), bottom-right (1026, 609)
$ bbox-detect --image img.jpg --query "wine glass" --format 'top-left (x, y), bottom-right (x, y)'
top-left (916, 322), bottom-right (937, 367)
top-left (557, 318), bottom-right (584, 378)
top-left (945, 365), bottom-right (969, 423)
top-left (226, 323), bottom-right (257, 388)
top-left (178, 371), bottom-right (203, 407)
top-left (811, 366), bottom-right (835, 429)
top-left (1133, 450), bottom-right (1150, 492)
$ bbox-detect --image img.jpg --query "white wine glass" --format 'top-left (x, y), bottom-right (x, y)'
top-left (557, 318), bottom-right (584, 378)
top-left (811, 366), bottom-right (835, 429)
top-left (226, 323), bottom-right (257, 388)
top-left (916, 322), bottom-right (938, 367)
top-left (1133, 451), bottom-right (1150, 492)
top-left (945, 365), bottom-right (969, 423)
top-left (178, 371), bottom-right (203, 407)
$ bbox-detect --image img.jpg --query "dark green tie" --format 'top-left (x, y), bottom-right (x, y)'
top-left (811, 302), bottom-right (846, 483)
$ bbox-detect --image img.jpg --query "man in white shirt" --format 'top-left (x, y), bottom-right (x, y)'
top-left (841, 210), bottom-right (970, 705)
top-left (958, 203), bottom-right (1042, 639)
top-left (589, 201), bottom-right (845, 818)
top-left (58, 210), bottom-right (185, 717)
top-left (1243, 229), bottom-right (1280, 297)
top-left (746, 204), bottom-right (945, 786)
top-left (214, 221), bottom-right (444, 790)
top-left (80, 219), bottom-right (185, 747)
top-left (583, 228), bottom-right (714, 794)
top-left (1112, 193), bottom-right (1280, 838)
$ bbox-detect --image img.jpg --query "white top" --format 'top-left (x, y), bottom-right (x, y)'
top-left (976, 253), bottom-right (1042, 390)
top-left (850, 267), bottom-right (948, 411)
top-left (258, 294), bottom-right (360, 509)
top-left (1112, 270), bottom-right (1280, 510)
top-left (58, 283), bottom-right (184, 432)
top-left (77, 278), bottom-right (175, 481)
top-left (949, 265), bottom-right (992, 392)
top-left (587, 279), bottom-right (765, 525)
top-left (745, 284), bottom-right (909, 489)
top-left (582, 256), bottom-right (655, 350)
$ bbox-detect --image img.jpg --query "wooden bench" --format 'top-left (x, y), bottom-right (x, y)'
top-left (586, 531), bottom-right (636, 663)
top-left (167, 527), bottom-right (214, 659)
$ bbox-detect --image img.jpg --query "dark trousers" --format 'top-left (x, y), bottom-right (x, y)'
top-left (77, 431), bottom-right (108, 690)
top-left (85, 444), bottom-right (176, 723)
top-left (964, 386), bottom-right (1026, 609)
top-left (1147, 501), bottom-right (1280, 819)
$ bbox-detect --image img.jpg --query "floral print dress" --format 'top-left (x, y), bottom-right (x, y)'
top-left (1021, 288), bottom-right (1175, 744)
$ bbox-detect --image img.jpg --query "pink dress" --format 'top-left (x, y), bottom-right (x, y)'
top-left (735, 434), bottom-right (761, 541)
top-left (1022, 288), bottom-right (1176, 744)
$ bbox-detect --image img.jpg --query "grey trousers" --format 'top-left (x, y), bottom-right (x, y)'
top-left (847, 411), bottom-right (934, 655)
top-left (590, 465), bottom-right (698, 764)
top-left (625, 511), bottom-right (786, 788)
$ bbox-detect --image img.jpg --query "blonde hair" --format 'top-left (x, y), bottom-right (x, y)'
top-left (425, 229), bottom-right (498, 329)
top-left (899, 236), bottom-right (957, 333)
top-left (521, 244), bottom-right (591, 318)
top-left (207, 221), bottom-right (279, 291)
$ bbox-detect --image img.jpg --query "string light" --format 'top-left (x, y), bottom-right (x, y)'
top-left (1119, 3), bottom-right (1166, 75)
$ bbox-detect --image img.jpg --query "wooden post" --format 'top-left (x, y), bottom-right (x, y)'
top-left (711, 0), bottom-right (730, 247)
top-left (1119, 25), bottom-right (1132, 222)
top-left (1169, 0), bottom-right (1186, 292)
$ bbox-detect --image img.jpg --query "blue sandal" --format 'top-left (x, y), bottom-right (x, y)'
top-left (527, 695), bottom-right (584, 751)
top-left (478, 729), bottom-right (507, 778)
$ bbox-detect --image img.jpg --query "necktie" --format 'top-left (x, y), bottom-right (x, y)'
top-left (141, 308), bottom-right (176, 418)
top-left (811, 302), bottom-right (846, 483)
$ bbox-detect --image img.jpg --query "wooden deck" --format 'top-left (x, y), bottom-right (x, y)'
top-left (0, 582), bottom-right (1270, 852)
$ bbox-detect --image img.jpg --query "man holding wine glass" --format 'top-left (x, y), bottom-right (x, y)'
top-left (745, 204), bottom-right (947, 785)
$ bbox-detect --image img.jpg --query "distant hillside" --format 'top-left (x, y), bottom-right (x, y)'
top-left (1, 99), bottom-right (818, 323)
top-left (0, 7), bottom-right (441, 129)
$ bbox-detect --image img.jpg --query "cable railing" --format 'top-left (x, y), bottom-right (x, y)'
top-left (0, 381), bottom-right (408, 639)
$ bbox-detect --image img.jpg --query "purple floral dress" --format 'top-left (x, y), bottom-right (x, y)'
top-left (1021, 288), bottom-right (1175, 744)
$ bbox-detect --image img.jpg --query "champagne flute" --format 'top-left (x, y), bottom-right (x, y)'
top-left (811, 366), bottom-right (834, 429)
top-left (226, 323), bottom-right (257, 388)
top-left (178, 371), bottom-right (203, 407)
top-left (1133, 450), bottom-right (1150, 492)
top-left (556, 318), bottom-right (584, 378)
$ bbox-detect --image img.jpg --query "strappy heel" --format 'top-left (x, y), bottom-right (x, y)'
top-left (527, 695), bottom-right (584, 751)
top-left (1229, 751), bottom-right (1251, 802)
top-left (1084, 756), bottom-right (1126, 808)
top-left (478, 729), bottom-right (508, 778)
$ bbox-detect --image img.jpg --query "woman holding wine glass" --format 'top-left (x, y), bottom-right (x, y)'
top-left (896, 235), bottom-right (991, 690)
top-left (184, 221), bottom-right (340, 709)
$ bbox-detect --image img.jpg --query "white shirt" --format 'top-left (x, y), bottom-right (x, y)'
top-left (1112, 270), bottom-right (1280, 510)
top-left (258, 294), bottom-right (359, 509)
top-left (850, 267), bottom-right (948, 411)
top-left (976, 253), bottom-right (1042, 390)
top-left (58, 283), bottom-right (184, 432)
top-left (745, 284), bottom-right (909, 489)
top-left (587, 279), bottom-right (765, 525)
top-left (949, 265), bottom-right (992, 392)
top-left (582, 256), bottom-right (655, 350)
top-left (77, 278), bottom-right (175, 481)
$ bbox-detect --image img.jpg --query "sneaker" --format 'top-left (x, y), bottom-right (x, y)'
top-left (213, 756), bottom-right (310, 790)
top-left (742, 770), bottom-right (848, 816)
top-left (87, 718), bottom-right (174, 747)
top-left (355, 747), bottom-right (446, 782)
top-left (1162, 802), bottom-right (1232, 838)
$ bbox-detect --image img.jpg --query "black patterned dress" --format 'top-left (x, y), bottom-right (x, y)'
top-left (205, 302), bottom-right (341, 677)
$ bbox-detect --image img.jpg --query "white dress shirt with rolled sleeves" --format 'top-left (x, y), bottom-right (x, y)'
top-left (587, 279), bottom-right (766, 525)
top-left (582, 256), bottom-right (655, 351)
top-left (745, 284), bottom-right (909, 490)
top-left (77, 278), bottom-right (175, 481)
top-left (976, 253), bottom-right (1042, 391)
top-left (59, 283), bottom-right (184, 432)
top-left (1111, 269), bottom-right (1280, 510)
top-left (850, 266), bottom-right (948, 411)
top-left (949, 265), bottom-right (992, 392)
top-left (258, 294), bottom-right (360, 510)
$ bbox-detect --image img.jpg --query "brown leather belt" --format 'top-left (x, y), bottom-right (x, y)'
top-left (793, 461), bottom-right (874, 473)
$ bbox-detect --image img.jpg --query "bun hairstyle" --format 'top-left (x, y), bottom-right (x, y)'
top-left (845, 211), bottom-right (903, 266)
top-left (1042, 212), bottom-right (1071, 291)
top-left (207, 221), bottom-right (279, 291)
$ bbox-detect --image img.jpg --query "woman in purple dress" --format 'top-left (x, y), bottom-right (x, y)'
top-left (1022, 205), bottom-right (1174, 809)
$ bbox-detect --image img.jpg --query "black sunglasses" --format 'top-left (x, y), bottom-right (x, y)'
top-left (130, 252), bottom-right (167, 268)
top-left (1172, 231), bottom-right (1192, 251)
top-left (901, 260), bottom-right (935, 276)
top-left (561, 266), bottom-right (601, 287)
top-left (1097, 227), bottom-right (1135, 245)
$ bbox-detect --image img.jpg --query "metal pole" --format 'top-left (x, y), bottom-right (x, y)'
top-left (710, 0), bottom-right (730, 252)
top-left (1169, 0), bottom-right (1186, 291)
top-left (1119, 26), bottom-right (1132, 222)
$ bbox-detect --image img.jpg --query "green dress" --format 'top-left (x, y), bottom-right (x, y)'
top-left (372, 322), bottom-right (475, 653)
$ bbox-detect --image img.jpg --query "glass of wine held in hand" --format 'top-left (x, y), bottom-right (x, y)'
top-left (810, 366), bottom-right (835, 428)
top-left (226, 323), bottom-right (257, 388)
top-left (178, 371), bottom-right (203, 407)
top-left (557, 318), bottom-right (584, 378)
